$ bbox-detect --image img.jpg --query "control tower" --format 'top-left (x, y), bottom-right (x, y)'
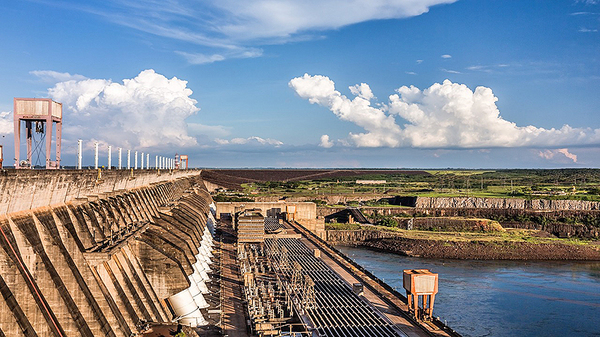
top-left (13, 98), bottom-right (62, 169)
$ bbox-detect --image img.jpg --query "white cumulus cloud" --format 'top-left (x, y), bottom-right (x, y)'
top-left (289, 74), bottom-right (600, 148)
top-left (320, 134), bottom-right (334, 148)
top-left (290, 74), bottom-right (402, 147)
top-left (47, 69), bottom-right (199, 150)
top-left (0, 111), bottom-right (12, 135)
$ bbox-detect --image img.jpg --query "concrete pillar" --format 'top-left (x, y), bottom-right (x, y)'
top-left (127, 150), bottom-right (131, 170)
top-left (94, 142), bottom-right (99, 169)
top-left (108, 146), bottom-right (112, 170)
top-left (118, 148), bottom-right (122, 170)
top-left (77, 139), bottom-right (82, 169)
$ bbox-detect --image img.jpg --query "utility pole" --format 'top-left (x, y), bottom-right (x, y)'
top-left (94, 142), bottom-right (98, 169)
top-left (77, 139), bottom-right (82, 169)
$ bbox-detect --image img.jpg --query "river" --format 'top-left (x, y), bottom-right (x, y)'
top-left (335, 245), bottom-right (600, 337)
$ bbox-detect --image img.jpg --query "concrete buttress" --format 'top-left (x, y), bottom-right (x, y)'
top-left (0, 170), bottom-right (217, 336)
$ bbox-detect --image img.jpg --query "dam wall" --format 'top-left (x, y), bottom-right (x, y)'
top-left (215, 201), bottom-right (316, 220)
top-left (0, 169), bottom-right (199, 215)
top-left (216, 201), bottom-right (325, 237)
top-left (0, 170), bottom-right (217, 336)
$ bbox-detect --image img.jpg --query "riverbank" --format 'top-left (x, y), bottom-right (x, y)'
top-left (327, 228), bottom-right (600, 260)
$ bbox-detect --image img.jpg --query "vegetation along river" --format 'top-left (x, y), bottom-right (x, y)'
top-left (336, 246), bottom-right (600, 337)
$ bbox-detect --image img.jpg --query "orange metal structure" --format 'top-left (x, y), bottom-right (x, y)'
top-left (403, 269), bottom-right (438, 321)
top-left (179, 154), bottom-right (189, 169)
top-left (13, 98), bottom-right (62, 169)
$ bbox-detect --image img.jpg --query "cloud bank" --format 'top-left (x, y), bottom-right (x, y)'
top-left (215, 136), bottom-right (283, 146)
top-left (30, 69), bottom-right (283, 154)
top-left (289, 74), bottom-right (600, 148)
top-left (0, 111), bottom-right (12, 135)
top-left (47, 69), bottom-right (199, 150)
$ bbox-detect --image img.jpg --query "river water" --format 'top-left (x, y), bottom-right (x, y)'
top-left (335, 246), bottom-right (600, 337)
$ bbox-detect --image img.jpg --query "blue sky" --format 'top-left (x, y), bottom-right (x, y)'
top-left (1, 0), bottom-right (599, 168)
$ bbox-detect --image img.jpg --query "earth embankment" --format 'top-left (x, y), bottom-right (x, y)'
top-left (327, 230), bottom-right (600, 260)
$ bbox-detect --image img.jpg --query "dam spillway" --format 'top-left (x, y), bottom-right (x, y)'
top-left (0, 169), bottom-right (218, 336)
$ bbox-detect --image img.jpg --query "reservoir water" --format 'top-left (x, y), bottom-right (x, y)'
top-left (336, 246), bottom-right (600, 337)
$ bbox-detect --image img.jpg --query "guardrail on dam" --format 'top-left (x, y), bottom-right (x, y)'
top-left (0, 169), bottom-right (218, 336)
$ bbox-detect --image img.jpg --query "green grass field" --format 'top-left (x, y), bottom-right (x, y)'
top-left (227, 169), bottom-right (600, 203)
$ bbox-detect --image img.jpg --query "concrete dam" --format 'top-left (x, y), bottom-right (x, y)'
top-left (0, 169), bottom-right (460, 337)
top-left (0, 169), bottom-right (218, 336)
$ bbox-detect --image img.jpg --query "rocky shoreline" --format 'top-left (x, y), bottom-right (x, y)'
top-left (327, 230), bottom-right (600, 260)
